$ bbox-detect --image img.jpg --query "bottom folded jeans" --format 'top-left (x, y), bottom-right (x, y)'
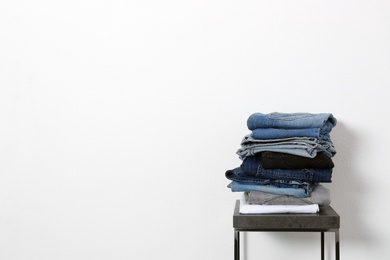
top-left (245, 184), bottom-right (330, 205)
top-left (227, 181), bottom-right (316, 198)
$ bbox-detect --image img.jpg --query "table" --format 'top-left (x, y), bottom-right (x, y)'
top-left (233, 200), bottom-right (340, 260)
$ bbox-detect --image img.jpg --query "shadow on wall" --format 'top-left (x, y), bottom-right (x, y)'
top-left (330, 121), bottom-right (371, 242)
top-left (238, 120), bottom-right (372, 260)
top-left (246, 121), bottom-right (372, 259)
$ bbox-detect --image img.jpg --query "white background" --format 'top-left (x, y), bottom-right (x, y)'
top-left (1, 1), bottom-right (390, 259)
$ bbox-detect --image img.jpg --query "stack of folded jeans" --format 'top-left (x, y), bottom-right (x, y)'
top-left (225, 112), bottom-right (337, 214)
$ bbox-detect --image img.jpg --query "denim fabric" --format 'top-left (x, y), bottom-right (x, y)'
top-left (240, 194), bottom-right (320, 214)
top-left (245, 184), bottom-right (331, 206)
top-left (251, 128), bottom-right (331, 142)
top-left (260, 151), bottom-right (334, 169)
top-left (225, 167), bottom-right (316, 191)
top-left (237, 135), bottom-right (336, 159)
top-left (247, 112), bottom-right (337, 132)
top-left (227, 181), bottom-right (315, 198)
top-left (240, 156), bottom-right (332, 182)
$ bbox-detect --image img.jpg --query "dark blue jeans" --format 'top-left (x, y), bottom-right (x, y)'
top-left (225, 167), bottom-right (316, 191)
top-left (240, 156), bottom-right (333, 182)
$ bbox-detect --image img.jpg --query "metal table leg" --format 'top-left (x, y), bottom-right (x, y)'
top-left (234, 230), bottom-right (339, 260)
top-left (321, 232), bottom-right (324, 260)
top-left (234, 230), bottom-right (240, 260)
top-left (335, 229), bottom-right (340, 260)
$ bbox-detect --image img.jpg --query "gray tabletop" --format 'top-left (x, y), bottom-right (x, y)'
top-left (233, 200), bottom-right (340, 231)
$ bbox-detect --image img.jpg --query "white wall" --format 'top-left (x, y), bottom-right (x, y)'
top-left (1, 1), bottom-right (390, 259)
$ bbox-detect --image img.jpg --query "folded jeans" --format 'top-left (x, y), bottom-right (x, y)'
top-left (245, 184), bottom-right (330, 206)
top-left (227, 180), bottom-right (315, 198)
top-left (237, 135), bottom-right (336, 159)
top-left (247, 112), bottom-right (337, 133)
top-left (251, 127), bottom-right (332, 142)
top-left (239, 156), bottom-right (333, 182)
top-left (259, 151), bottom-right (334, 169)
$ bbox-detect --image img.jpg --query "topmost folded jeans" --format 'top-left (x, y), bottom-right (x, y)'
top-left (247, 112), bottom-right (337, 133)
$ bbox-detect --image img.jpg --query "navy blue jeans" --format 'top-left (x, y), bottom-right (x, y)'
top-left (225, 167), bottom-right (316, 190)
top-left (240, 156), bottom-right (333, 182)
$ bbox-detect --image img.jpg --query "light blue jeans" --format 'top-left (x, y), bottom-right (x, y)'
top-left (237, 135), bottom-right (336, 159)
top-left (227, 181), bottom-right (315, 198)
top-left (245, 184), bottom-right (330, 205)
top-left (247, 112), bottom-right (337, 133)
top-left (251, 127), bottom-right (331, 142)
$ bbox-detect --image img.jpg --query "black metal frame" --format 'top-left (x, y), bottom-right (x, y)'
top-left (234, 228), bottom-right (340, 260)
